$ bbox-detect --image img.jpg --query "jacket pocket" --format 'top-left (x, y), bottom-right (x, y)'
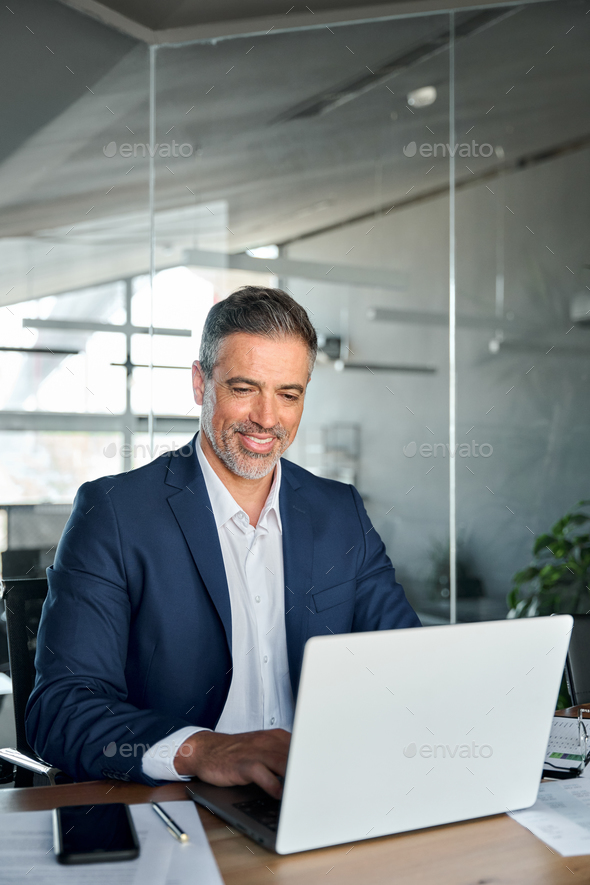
top-left (312, 579), bottom-right (356, 613)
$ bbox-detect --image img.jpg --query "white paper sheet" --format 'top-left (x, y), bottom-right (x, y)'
top-left (0, 801), bottom-right (223, 884)
top-left (510, 780), bottom-right (590, 856)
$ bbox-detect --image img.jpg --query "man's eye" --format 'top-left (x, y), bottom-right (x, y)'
top-left (233, 387), bottom-right (252, 394)
top-left (282, 394), bottom-right (298, 402)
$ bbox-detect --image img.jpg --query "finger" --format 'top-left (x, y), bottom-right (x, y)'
top-left (245, 761), bottom-right (284, 799)
top-left (261, 750), bottom-right (289, 778)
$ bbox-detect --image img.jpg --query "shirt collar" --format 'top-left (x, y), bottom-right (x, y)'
top-left (196, 432), bottom-right (282, 534)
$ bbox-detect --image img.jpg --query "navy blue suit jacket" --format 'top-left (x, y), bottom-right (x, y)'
top-left (26, 435), bottom-right (420, 784)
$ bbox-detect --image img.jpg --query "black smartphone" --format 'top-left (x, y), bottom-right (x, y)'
top-left (53, 803), bottom-right (140, 864)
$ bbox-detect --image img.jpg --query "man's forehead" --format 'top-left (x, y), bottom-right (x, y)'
top-left (215, 333), bottom-right (309, 368)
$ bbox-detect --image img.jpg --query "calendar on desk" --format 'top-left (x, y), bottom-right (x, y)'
top-left (544, 717), bottom-right (588, 776)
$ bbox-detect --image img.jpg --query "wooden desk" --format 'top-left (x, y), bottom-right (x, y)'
top-left (556, 704), bottom-right (590, 718)
top-left (1, 777), bottom-right (589, 884)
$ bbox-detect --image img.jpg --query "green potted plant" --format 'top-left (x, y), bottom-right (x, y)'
top-left (507, 500), bottom-right (590, 709)
top-left (507, 500), bottom-right (590, 618)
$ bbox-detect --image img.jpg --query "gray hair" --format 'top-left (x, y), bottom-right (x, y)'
top-left (199, 286), bottom-right (317, 379)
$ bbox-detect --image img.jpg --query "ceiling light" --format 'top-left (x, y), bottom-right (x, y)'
top-left (246, 245), bottom-right (279, 259)
top-left (407, 86), bottom-right (437, 108)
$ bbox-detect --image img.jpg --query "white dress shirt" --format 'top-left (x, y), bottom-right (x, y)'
top-left (142, 434), bottom-right (294, 781)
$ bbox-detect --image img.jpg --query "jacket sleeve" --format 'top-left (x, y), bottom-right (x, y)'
top-left (25, 480), bottom-right (191, 785)
top-left (349, 485), bottom-right (422, 632)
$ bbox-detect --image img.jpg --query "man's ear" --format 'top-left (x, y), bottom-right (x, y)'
top-left (192, 361), bottom-right (206, 406)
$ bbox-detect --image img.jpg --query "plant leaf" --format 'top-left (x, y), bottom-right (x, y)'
top-left (533, 533), bottom-right (557, 555)
top-left (513, 566), bottom-right (540, 584)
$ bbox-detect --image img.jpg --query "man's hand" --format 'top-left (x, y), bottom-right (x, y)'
top-left (174, 729), bottom-right (290, 799)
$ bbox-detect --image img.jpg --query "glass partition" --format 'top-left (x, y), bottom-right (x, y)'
top-left (3, 0), bottom-right (585, 627)
top-left (454, 1), bottom-right (590, 623)
top-left (0, 16), bottom-right (152, 576)
top-left (154, 13), bottom-right (452, 619)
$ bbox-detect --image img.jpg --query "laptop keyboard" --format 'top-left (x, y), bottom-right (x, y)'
top-left (233, 797), bottom-right (282, 832)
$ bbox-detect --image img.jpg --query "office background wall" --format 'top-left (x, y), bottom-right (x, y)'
top-left (0, 0), bottom-right (588, 626)
top-left (285, 147), bottom-right (590, 620)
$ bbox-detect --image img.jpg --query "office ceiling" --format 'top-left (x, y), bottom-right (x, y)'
top-left (0, 0), bottom-right (588, 305)
top-left (58, 0), bottom-right (545, 42)
top-left (61, 0), bottom-right (496, 31)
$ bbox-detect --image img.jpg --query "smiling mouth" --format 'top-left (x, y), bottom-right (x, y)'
top-left (237, 431), bottom-right (278, 453)
top-left (243, 434), bottom-right (274, 443)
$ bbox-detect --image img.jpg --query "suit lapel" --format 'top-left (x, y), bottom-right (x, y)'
top-left (280, 462), bottom-right (314, 699)
top-left (164, 441), bottom-right (314, 689)
top-left (165, 436), bottom-right (232, 655)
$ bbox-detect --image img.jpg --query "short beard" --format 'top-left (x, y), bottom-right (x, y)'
top-left (199, 380), bottom-right (290, 480)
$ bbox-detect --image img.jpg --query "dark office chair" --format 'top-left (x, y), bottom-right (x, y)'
top-left (0, 577), bottom-right (65, 786)
top-left (1, 548), bottom-right (48, 580)
top-left (565, 615), bottom-right (590, 707)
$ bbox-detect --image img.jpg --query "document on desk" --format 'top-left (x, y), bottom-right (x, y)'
top-left (510, 780), bottom-right (590, 856)
top-left (0, 801), bottom-right (223, 884)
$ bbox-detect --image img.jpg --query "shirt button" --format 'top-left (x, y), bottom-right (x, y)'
top-left (263, 655), bottom-right (268, 663)
top-left (255, 595), bottom-right (261, 603)
top-left (270, 717), bottom-right (276, 726)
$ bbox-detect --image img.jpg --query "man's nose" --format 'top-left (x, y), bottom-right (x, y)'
top-left (249, 394), bottom-right (279, 430)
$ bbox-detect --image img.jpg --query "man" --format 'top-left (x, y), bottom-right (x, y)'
top-left (26, 286), bottom-right (420, 796)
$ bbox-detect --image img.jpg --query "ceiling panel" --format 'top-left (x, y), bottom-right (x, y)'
top-left (0, 0), bottom-right (588, 305)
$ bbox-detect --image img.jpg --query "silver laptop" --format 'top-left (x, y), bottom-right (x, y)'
top-left (187, 615), bottom-right (572, 854)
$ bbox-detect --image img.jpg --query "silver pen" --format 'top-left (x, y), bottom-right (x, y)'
top-left (151, 801), bottom-right (190, 843)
